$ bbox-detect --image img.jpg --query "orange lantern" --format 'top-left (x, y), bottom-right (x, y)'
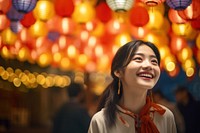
top-left (72, 1), bottom-right (95, 23)
top-left (1, 28), bottom-right (17, 45)
top-left (0, 14), bottom-right (10, 31)
top-left (129, 6), bottom-right (149, 27)
top-left (130, 26), bottom-right (149, 39)
top-left (0, 0), bottom-right (11, 13)
top-left (60, 17), bottom-right (76, 35)
top-left (33, 0), bottom-right (55, 21)
top-left (54, 0), bottom-right (75, 17)
top-left (191, 19), bottom-right (200, 30)
top-left (46, 15), bottom-right (62, 32)
top-left (170, 35), bottom-right (187, 54)
top-left (178, 0), bottom-right (200, 21)
top-left (29, 20), bottom-right (48, 38)
top-left (168, 9), bottom-right (187, 24)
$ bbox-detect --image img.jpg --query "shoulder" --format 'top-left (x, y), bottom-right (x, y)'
top-left (88, 108), bottom-right (107, 133)
top-left (90, 108), bottom-right (106, 124)
top-left (159, 104), bottom-right (174, 117)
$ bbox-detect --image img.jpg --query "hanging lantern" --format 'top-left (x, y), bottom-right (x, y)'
top-left (47, 15), bottom-right (62, 32)
top-left (96, 2), bottom-right (112, 23)
top-left (168, 9), bottom-right (187, 24)
top-left (60, 17), bottom-right (76, 35)
top-left (29, 20), bottom-right (48, 38)
top-left (54, 0), bottom-right (75, 17)
top-left (1, 28), bottom-right (17, 45)
top-left (106, 0), bottom-right (134, 12)
top-left (72, 1), bottom-right (95, 23)
top-left (172, 22), bottom-right (193, 36)
top-left (0, 14), bottom-right (10, 31)
top-left (10, 21), bottom-right (23, 33)
top-left (33, 0), bottom-right (55, 21)
top-left (166, 0), bottom-right (192, 10)
top-left (0, 0), bottom-right (11, 14)
top-left (170, 35), bottom-right (187, 54)
top-left (177, 0), bottom-right (200, 21)
top-left (191, 19), bottom-right (200, 30)
top-left (145, 10), bottom-right (163, 29)
top-left (140, 0), bottom-right (165, 6)
top-left (20, 11), bottom-right (36, 28)
top-left (12, 0), bottom-right (37, 13)
top-left (129, 6), bottom-right (149, 27)
top-left (6, 6), bottom-right (24, 21)
top-left (130, 25), bottom-right (149, 39)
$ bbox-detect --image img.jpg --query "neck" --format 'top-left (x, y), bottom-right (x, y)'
top-left (119, 88), bottom-right (148, 114)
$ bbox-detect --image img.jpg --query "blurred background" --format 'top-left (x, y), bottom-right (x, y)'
top-left (0, 0), bottom-right (200, 132)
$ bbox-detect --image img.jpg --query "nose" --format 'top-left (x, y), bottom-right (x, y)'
top-left (142, 60), bottom-right (152, 70)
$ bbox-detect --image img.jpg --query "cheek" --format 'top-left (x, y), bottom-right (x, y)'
top-left (155, 67), bottom-right (161, 79)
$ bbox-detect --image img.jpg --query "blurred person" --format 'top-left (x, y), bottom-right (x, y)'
top-left (153, 90), bottom-right (185, 133)
top-left (52, 82), bottom-right (91, 133)
top-left (175, 86), bottom-right (200, 133)
top-left (88, 40), bottom-right (177, 133)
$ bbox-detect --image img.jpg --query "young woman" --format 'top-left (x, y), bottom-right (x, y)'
top-left (88, 40), bottom-right (177, 133)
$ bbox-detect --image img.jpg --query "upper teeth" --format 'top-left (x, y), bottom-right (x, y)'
top-left (139, 74), bottom-right (153, 78)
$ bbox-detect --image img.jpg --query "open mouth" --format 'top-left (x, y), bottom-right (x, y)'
top-left (137, 72), bottom-right (154, 79)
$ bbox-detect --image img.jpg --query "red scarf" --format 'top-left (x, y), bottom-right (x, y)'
top-left (117, 97), bottom-right (166, 133)
top-left (138, 97), bottom-right (166, 133)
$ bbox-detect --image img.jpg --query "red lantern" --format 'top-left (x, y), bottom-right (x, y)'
top-left (168, 9), bottom-right (187, 24)
top-left (20, 11), bottom-right (36, 28)
top-left (178, 0), bottom-right (200, 21)
top-left (129, 6), bottom-right (149, 27)
top-left (190, 18), bottom-right (200, 30)
top-left (96, 2), bottom-right (112, 23)
top-left (140, 0), bottom-right (165, 6)
top-left (54, 0), bottom-right (75, 17)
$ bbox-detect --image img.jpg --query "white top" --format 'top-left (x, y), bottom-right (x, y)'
top-left (88, 105), bottom-right (177, 133)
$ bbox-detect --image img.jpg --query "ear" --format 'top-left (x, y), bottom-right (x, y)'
top-left (114, 70), bottom-right (121, 78)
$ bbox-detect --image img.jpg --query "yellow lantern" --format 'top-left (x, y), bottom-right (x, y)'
top-left (37, 51), bottom-right (53, 67)
top-left (172, 22), bottom-right (193, 36)
top-left (17, 47), bottom-right (30, 62)
top-left (196, 33), bottom-right (200, 49)
top-left (177, 46), bottom-right (193, 63)
top-left (72, 1), bottom-right (95, 23)
top-left (29, 20), bottom-right (48, 37)
top-left (1, 28), bottom-right (17, 45)
top-left (33, 0), bottom-right (55, 21)
top-left (145, 10), bottom-right (163, 29)
top-left (115, 32), bottom-right (132, 47)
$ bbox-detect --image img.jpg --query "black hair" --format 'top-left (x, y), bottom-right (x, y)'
top-left (97, 40), bottom-right (161, 127)
top-left (67, 82), bottom-right (83, 98)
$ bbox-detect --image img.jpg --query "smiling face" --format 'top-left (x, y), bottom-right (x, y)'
top-left (120, 44), bottom-right (161, 91)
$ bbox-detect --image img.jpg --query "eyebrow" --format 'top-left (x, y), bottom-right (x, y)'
top-left (134, 53), bottom-right (157, 59)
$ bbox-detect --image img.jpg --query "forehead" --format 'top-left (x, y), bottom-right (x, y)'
top-left (135, 44), bottom-right (156, 56)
